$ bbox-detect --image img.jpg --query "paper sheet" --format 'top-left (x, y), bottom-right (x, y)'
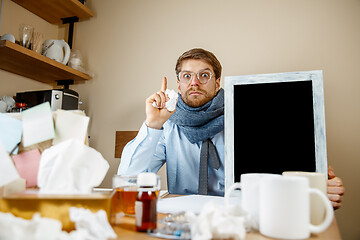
top-left (52, 110), bottom-right (89, 145)
top-left (157, 195), bottom-right (226, 214)
top-left (0, 142), bottom-right (20, 187)
top-left (12, 149), bottom-right (41, 187)
top-left (21, 102), bottom-right (55, 147)
top-left (0, 113), bottom-right (23, 154)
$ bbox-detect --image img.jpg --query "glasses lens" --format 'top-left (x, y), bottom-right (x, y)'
top-left (179, 72), bottom-right (193, 82)
top-left (197, 70), bottom-right (212, 83)
top-left (179, 70), bottom-right (213, 83)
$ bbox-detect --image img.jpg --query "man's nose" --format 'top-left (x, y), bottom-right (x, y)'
top-left (190, 74), bottom-right (200, 86)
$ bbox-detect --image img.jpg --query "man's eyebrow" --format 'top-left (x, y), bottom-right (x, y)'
top-left (181, 67), bottom-right (212, 72)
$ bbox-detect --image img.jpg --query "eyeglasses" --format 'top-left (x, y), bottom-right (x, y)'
top-left (178, 70), bottom-right (214, 84)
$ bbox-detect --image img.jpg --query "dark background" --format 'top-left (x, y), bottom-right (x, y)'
top-left (234, 81), bottom-right (316, 182)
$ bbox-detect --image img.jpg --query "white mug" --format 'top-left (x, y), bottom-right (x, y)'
top-left (259, 175), bottom-right (333, 239)
top-left (225, 173), bottom-right (277, 229)
top-left (283, 171), bottom-right (327, 225)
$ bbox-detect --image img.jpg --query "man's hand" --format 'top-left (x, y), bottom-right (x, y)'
top-left (145, 77), bottom-right (176, 129)
top-left (327, 165), bottom-right (345, 210)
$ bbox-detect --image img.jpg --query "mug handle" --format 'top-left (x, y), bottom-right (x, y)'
top-left (224, 182), bottom-right (242, 207)
top-left (308, 188), bottom-right (334, 233)
top-left (60, 40), bottom-right (71, 65)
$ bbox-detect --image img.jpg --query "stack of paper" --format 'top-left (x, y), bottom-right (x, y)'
top-left (0, 102), bottom-right (91, 191)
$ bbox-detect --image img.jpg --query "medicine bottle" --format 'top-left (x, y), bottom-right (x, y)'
top-left (135, 172), bottom-right (159, 232)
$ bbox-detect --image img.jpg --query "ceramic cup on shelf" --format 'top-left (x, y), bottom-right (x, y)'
top-left (42, 39), bottom-right (70, 65)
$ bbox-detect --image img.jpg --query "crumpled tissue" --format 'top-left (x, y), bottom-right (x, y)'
top-left (69, 207), bottom-right (116, 240)
top-left (152, 89), bottom-right (178, 111)
top-left (186, 200), bottom-right (250, 240)
top-left (0, 212), bottom-right (66, 240)
top-left (0, 208), bottom-right (117, 240)
top-left (37, 139), bottom-right (109, 194)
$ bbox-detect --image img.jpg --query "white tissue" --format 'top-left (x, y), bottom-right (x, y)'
top-left (37, 139), bottom-right (109, 194)
top-left (152, 89), bottom-right (178, 111)
top-left (0, 208), bottom-right (117, 240)
top-left (0, 212), bottom-right (67, 240)
top-left (69, 207), bottom-right (117, 240)
top-left (186, 200), bottom-right (249, 240)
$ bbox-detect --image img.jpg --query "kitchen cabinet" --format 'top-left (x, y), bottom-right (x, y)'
top-left (0, 0), bottom-right (94, 84)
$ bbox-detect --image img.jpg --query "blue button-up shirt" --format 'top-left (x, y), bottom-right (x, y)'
top-left (117, 121), bottom-right (225, 196)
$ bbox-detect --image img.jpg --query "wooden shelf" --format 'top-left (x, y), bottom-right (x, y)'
top-left (2, 1), bottom-right (94, 84)
top-left (11, 0), bottom-right (94, 24)
top-left (0, 40), bottom-right (91, 84)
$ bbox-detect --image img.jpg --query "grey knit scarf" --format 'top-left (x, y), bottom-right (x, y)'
top-left (169, 88), bottom-right (224, 143)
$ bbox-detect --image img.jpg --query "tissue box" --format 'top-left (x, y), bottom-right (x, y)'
top-left (0, 190), bottom-right (113, 231)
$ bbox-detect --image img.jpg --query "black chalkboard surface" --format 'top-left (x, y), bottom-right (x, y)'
top-left (233, 81), bottom-right (316, 182)
top-left (225, 71), bottom-right (327, 190)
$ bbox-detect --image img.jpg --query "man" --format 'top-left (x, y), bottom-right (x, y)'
top-left (118, 48), bottom-right (224, 196)
top-left (118, 48), bottom-right (344, 207)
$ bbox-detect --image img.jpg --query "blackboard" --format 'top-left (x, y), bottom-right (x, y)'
top-left (224, 71), bottom-right (327, 189)
top-left (233, 81), bottom-right (316, 182)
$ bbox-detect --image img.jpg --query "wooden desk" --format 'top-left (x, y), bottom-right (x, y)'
top-left (111, 214), bottom-right (342, 239)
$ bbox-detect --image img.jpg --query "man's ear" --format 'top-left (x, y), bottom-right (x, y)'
top-left (177, 80), bottom-right (181, 95)
top-left (215, 78), bottom-right (221, 91)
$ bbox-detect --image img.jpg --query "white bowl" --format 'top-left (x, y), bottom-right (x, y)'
top-left (1, 33), bottom-right (15, 43)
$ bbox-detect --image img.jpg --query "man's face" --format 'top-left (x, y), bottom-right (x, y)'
top-left (177, 59), bottom-right (220, 108)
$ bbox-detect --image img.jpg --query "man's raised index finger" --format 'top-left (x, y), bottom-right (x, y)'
top-left (161, 77), bottom-right (167, 92)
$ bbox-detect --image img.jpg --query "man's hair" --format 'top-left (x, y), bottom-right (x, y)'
top-left (175, 48), bottom-right (222, 80)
